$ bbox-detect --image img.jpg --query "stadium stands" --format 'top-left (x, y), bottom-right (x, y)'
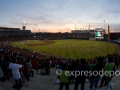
top-left (0, 28), bottom-right (120, 90)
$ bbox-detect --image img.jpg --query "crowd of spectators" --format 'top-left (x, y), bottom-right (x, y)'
top-left (0, 43), bottom-right (53, 87)
top-left (34, 33), bottom-right (90, 40)
top-left (0, 40), bottom-right (120, 90)
top-left (0, 32), bottom-right (90, 41)
top-left (56, 53), bottom-right (120, 90)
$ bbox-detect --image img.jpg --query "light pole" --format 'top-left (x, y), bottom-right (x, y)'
top-left (38, 26), bottom-right (40, 33)
top-left (88, 21), bottom-right (90, 30)
top-left (32, 27), bottom-right (34, 33)
top-left (75, 22), bottom-right (76, 30)
top-left (104, 20), bottom-right (106, 34)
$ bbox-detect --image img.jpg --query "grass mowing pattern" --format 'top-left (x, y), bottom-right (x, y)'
top-left (12, 39), bottom-right (115, 59)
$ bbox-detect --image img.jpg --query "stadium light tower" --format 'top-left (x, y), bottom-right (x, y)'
top-left (104, 20), bottom-right (106, 34)
top-left (23, 21), bottom-right (26, 24)
top-left (22, 21), bottom-right (26, 30)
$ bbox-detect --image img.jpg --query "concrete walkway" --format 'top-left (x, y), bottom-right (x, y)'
top-left (0, 68), bottom-right (120, 90)
top-left (0, 68), bottom-right (56, 90)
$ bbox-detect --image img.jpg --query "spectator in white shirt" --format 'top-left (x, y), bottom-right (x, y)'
top-left (9, 58), bottom-right (23, 85)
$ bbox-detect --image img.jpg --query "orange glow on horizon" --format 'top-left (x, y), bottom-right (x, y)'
top-left (19, 23), bottom-right (119, 33)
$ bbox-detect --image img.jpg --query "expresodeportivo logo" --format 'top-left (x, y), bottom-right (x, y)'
top-left (56, 69), bottom-right (62, 75)
top-left (56, 69), bottom-right (120, 77)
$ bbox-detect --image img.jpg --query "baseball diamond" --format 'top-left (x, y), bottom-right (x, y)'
top-left (12, 39), bottom-right (116, 59)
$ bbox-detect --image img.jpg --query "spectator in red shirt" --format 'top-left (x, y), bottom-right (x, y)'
top-left (45, 60), bottom-right (50, 67)
top-left (31, 56), bottom-right (38, 73)
top-left (22, 61), bottom-right (30, 81)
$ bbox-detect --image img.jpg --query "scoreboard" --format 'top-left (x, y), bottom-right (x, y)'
top-left (95, 28), bottom-right (104, 39)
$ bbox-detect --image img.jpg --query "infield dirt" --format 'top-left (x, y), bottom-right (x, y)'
top-left (26, 40), bottom-right (55, 46)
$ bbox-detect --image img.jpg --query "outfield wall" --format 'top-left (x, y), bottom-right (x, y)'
top-left (103, 39), bottom-right (120, 46)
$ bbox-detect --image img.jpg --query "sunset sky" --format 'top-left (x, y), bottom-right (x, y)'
top-left (0, 0), bottom-right (120, 32)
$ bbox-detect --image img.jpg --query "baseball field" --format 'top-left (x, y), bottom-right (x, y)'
top-left (12, 39), bottom-right (115, 59)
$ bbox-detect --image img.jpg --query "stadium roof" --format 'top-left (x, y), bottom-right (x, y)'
top-left (0, 27), bottom-right (20, 30)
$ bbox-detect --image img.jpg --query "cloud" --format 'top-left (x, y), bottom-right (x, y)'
top-left (17, 13), bottom-right (46, 21)
top-left (106, 9), bottom-right (120, 16)
top-left (9, 21), bottom-right (39, 28)
top-left (25, 2), bottom-right (49, 11)
top-left (54, 0), bottom-right (69, 10)
top-left (16, 13), bottom-right (56, 25)
top-left (110, 24), bottom-right (120, 31)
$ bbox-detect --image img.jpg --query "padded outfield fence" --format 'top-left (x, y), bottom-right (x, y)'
top-left (103, 39), bottom-right (120, 46)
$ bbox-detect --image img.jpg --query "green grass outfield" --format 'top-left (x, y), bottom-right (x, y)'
top-left (12, 39), bottom-right (115, 59)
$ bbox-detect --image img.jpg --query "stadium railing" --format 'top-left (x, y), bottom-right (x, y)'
top-left (102, 39), bottom-right (120, 46)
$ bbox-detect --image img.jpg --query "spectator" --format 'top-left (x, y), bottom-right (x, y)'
top-left (26, 59), bottom-right (33, 77)
top-left (45, 60), bottom-right (50, 75)
top-left (74, 58), bottom-right (90, 90)
top-left (58, 65), bottom-right (70, 90)
top-left (89, 61), bottom-right (96, 71)
top-left (118, 55), bottom-right (120, 67)
top-left (9, 58), bottom-right (23, 85)
top-left (100, 56), bottom-right (114, 87)
top-left (22, 61), bottom-right (30, 81)
top-left (88, 57), bottom-right (103, 90)
top-left (31, 56), bottom-right (38, 73)
top-left (0, 54), bottom-right (10, 80)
